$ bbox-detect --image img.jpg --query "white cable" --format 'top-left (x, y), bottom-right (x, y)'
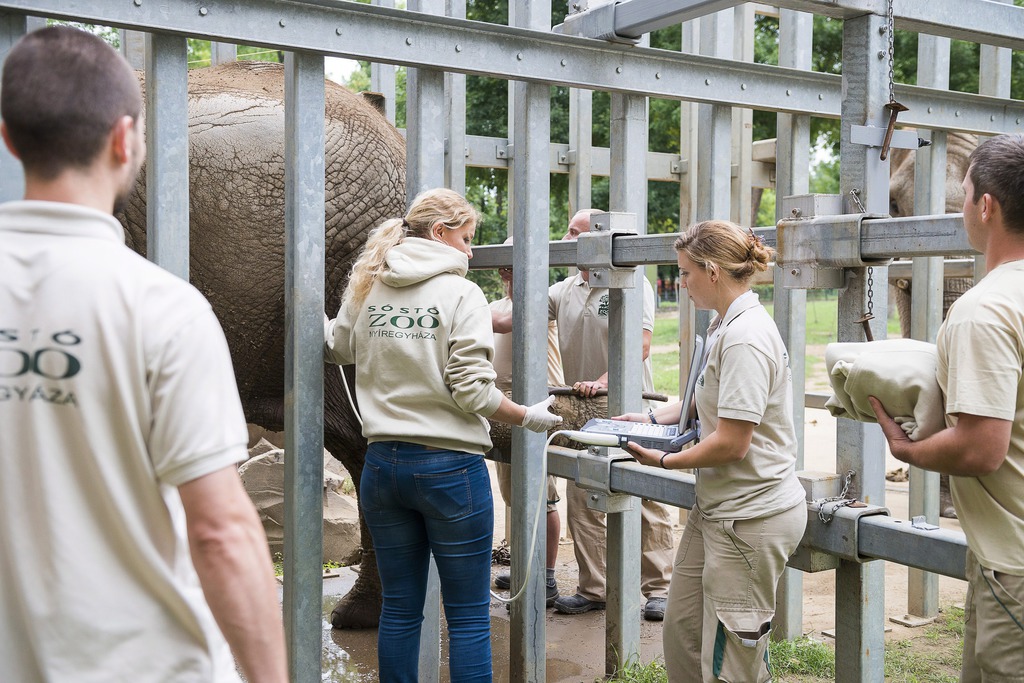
top-left (339, 366), bottom-right (363, 427)
top-left (490, 429), bottom-right (621, 605)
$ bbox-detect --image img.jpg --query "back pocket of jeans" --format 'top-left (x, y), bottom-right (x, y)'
top-left (712, 608), bottom-right (773, 683)
top-left (414, 469), bottom-right (473, 520)
top-left (360, 462), bottom-right (383, 513)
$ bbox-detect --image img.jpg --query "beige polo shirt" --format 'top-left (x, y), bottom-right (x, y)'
top-left (547, 273), bottom-right (655, 394)
top-left (489, 296), bottom-right (564, 391)
top-left (938, 260), bottom-right (1024, 575)
top-left (694, 292), bottom-right (806, 520)
top-left (0, 201), bottom-right (246, 682)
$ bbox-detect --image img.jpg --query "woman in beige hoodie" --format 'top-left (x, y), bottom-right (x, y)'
top-left (325, 188), bottom-right (560, 682)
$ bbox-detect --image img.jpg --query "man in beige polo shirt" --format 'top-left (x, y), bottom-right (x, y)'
top-left (871, 134), bottom-right (1024, 682)
top-left (548, 209), bottom-right (674, 621)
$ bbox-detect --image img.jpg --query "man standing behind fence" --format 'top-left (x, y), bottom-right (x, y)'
top-left (871, 134), bottom-right (1024, 683)
top-left (548, 209), bottom-right (675, 620)
top-left (0, 27), bottom-right (286, 682)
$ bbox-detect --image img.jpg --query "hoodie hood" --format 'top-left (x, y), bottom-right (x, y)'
top-left (380, 236), bottom-right (468, 287)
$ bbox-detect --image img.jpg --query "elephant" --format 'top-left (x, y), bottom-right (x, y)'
top-left (118, 60), bottom-right (405, 628)
top-left (887, 131), bottom-right (978, 519)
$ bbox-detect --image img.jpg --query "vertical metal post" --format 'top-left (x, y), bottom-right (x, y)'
top-left (694, 9), bottom-right (731, 337)
top-left (443, 0), bottom-right (466, 194)
top-left (406, 0), bottom-right (445, 201)
top-left (120, 29), bottom-right (146, 70)
top-left (370, 0), bottom-right (397, 124)
top-left (605, 91), bottom-right (647, 677)
top-left (677, 19), bottom-right (699, 430)
top-left (904, 33), bottom-right (949, 625)
top-left (144, 34), bottom-right (190, 281)
top-left (730, 3), bottom-right (754, 227)
top-left (283, 50), bottom-right (326, 683)
top-left (835, 12), bottom-right (889, 682)
top-left (0, 12), bottom-right (26, 203)
top-left (403, 2), bottom-right (445, 671)
top-left (509, 1), bottom-right (551, 678)
top-left (977, 0), bottom-right (1012, 279)
top-left (772, 6), bottom-right (811, 642)
top-left (678, 19), bottom-right (699, 229)
top-left (210, 41), bottom-right (236, 66)
top-left (568, 87), bottom-right (593, 216)
top-left (696, 9), bottom-right (733, 222)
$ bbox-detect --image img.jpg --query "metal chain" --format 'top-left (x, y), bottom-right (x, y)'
top-left (886, 0), bottom-right (896, 104)
top-left (816, 470), bottom-right (857, 524)
top-left (866, 267), bottom-right (875, 316)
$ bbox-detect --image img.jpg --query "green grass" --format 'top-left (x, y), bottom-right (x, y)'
top-left (604, 605), bottom-right (966, 682)
top-left (272, 553), bottom-right (346, 577)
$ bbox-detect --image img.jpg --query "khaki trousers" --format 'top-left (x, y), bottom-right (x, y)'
top-left (961, 548), bottom-right (1024, 683)
top-left (664, 502), bottom-right (806, 683)
top-left (565, 481), bottom-right (674, 601)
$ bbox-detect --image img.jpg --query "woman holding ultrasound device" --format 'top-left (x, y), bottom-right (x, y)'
top-left (324, 188), bottom-right (561, 682)
top-left (616, 219), bottom-right (806, 683)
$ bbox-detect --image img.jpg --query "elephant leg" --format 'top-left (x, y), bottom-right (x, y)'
top-left (322, 366), bottom-right (382, 629)
top-left (939, 473), bottom-right (957, 519)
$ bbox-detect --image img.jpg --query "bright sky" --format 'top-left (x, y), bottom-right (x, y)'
top-left (325, 57), bottom-right (360, 86)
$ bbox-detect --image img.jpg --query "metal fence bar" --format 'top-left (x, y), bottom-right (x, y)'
top-left (605, 90), bottom-right (648, 677)
top-left (5, 0), bottom-right (1023, 135)
top-left (282, 49), bottom-right (326, 683)
top-left (144, 33), bottom-right (190, 280)
top-left (0, 12), bottom-right (26, 202)
top-left (834, 12), bottom-right (890, 681)
top-left (443, 0), bottom-right (466, 195)
top-left (538, 447), bottom-right (970, 580)
top-left (903, 32), bottom-right (950, 625)
top-left (405, 4), bottom-right (444, 678)
top-left (507, 0), bottom-right (552, 676)
top-left (772, 6), bottom-right (812, 642)
top-left (370, 0), bottom-right (397, 124)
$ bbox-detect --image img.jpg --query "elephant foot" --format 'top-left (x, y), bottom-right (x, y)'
top-left (330, 550), bottom-right (382, 630)
top-left (940, 504), bottom-right (958, 520)
top-left (330, 591), bottom-right (382, 630)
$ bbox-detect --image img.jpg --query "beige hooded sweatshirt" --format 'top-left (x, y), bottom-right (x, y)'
top-left (325, 237), bottom-right (504, 454)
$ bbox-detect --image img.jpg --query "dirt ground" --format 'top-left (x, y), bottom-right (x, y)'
top-left (316, 378), bottom-right (968, 682)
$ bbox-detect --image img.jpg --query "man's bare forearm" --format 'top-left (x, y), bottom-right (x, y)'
top-left (181, 468), bottom-right (288, 683)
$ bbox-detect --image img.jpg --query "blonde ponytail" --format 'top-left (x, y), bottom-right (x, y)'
top-left (341, 187), bottom-right (479, 310)
top-left (342, 218), bottom-right (405, 310)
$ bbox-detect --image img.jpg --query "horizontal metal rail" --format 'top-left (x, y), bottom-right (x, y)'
top-left (2, 0), bottom-right (1022, 135)
top-left (469, 214), bottom-right (973, 270)
top-left (541, 445), bottom-right (968, 580)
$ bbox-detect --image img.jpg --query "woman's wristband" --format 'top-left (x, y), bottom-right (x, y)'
top-left (648, 408), bottom-right (658, 425)
top-left (659, 451), bottom-right (670, 469)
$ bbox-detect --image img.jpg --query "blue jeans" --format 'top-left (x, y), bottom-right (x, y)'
top-left (361, 441), bottom-right (494, 682)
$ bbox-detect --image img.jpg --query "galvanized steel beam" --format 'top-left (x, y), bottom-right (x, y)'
top-left (4, 0), bottom-right (1023, 136)
top-left (542, 447), bottom-right (970, 579)
top-left (144, 33), bottom-right (190, 280)
top-left (0, 12), bottom-right (26, 203)
top-left (507, 0), bottom-right (552, 677)
top-left (282, 50), bottom-right (326, 683)
top-left (773, 6), bottom-right (812, 642)
top-left (604, 92), bottom-right (647, 677)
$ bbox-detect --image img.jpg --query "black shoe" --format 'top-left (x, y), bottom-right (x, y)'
top-left (644, 596), bottom-right (667, 621)
top-left (496, 574), bottom-right (558, 607)
top-left (553, 593), bottom-right (606, 615)
top-left (546, 581), bottom-right (559, 607)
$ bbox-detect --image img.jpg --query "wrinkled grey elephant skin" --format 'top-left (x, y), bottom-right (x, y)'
top-left (118, 61), bottom-right (406, 628)
top-left (887, 131), bottom-right (978, 519)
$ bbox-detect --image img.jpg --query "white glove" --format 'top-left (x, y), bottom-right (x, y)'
top-left (521, 395), bottom-right (563, 433)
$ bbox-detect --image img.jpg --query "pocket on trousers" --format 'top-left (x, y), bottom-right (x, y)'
top-left (976, 567), bottom-right (1024, 678)
top-left (712, 609), bottom-right (773, 683)
top-left (360, 462), bottom-right (383, 513)
top-left (414, 468), bottom-right (473, 521)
